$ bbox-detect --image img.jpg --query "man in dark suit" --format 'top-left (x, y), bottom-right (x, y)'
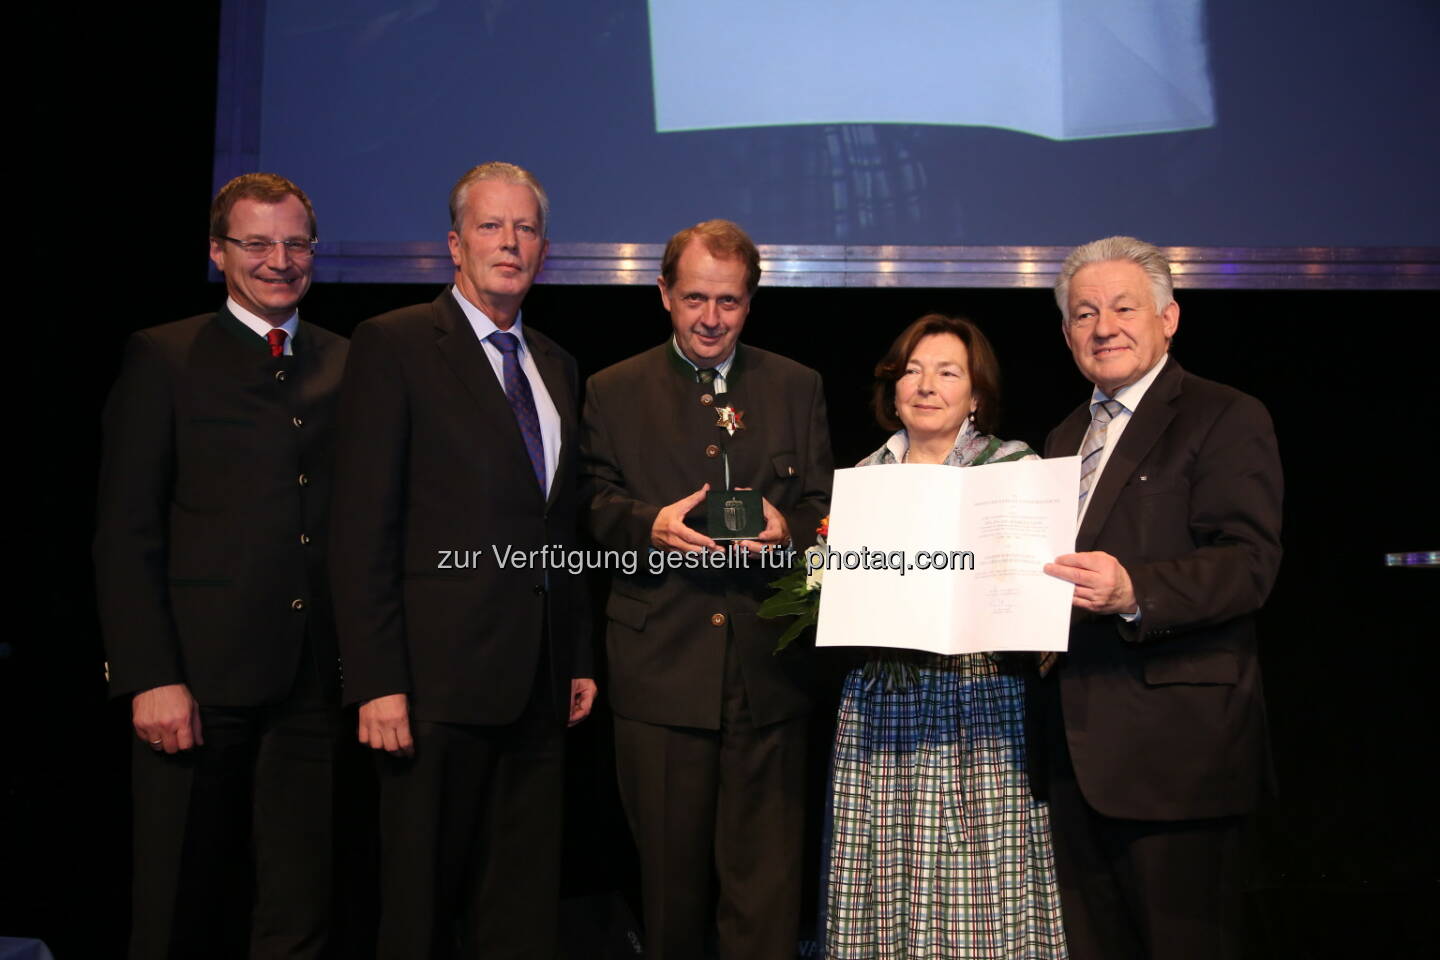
top-left (1038, 236), bottom-right (1283, 960)
top-left (580, 220), bottom-right (833, 960)
top-left (329, 161), bottom-right (595, 958)
top-left (94, 173), bottom-right (347, 958)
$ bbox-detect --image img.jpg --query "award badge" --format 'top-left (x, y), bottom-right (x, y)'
top-left (706, 399), bottom-right (764, 539)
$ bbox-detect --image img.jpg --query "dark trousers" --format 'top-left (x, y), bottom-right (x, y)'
top-left (613, 635), bottom-right (807, 960)
top-left (1044, 693), bottom-right (1244, 960)
top-left (129, 666), bottom-right (338, 960)
top-left (374, 659), bottom-right (564, 960)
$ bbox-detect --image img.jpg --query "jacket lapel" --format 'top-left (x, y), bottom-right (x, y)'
top-left (1075, 356), bottom-right (1183, 550)
top-left (433, 290), bottom-right (511, 411)
top-left (212, 304), bottom-right (272, 355)
top-left (528, 332), bottom-right (573, 510)
top-left (289, 319), bottom-right (311, 357)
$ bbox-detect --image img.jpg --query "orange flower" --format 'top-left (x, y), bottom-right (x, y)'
top-left (817, 516), bottom-right (829, 538)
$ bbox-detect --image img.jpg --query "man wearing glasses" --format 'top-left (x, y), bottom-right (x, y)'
top-left (95, 173), bottom-right (347, 958)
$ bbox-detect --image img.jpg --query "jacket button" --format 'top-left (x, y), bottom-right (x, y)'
top-left (292, 416), bottom-right (303, 428)
top-left (710, 613), bottom-right (727, 627)
top-left (298, 474), bottom-right (310, 486)
top-left (700, 393), bottom-right (714, 406)
top-left (275, 370), bottom-right (288, 382)
top-left (291, 598), bottom-right (305, 610)
top-left (299, 533), bottom-right (311, 545)
top-left (533, 585), bottom-right (546, 596)
top-left (705, 444), bottom-right (720, 458)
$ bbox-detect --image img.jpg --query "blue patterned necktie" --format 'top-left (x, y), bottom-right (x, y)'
top-left (1076, 398), bottom-right (1123, 516)
top-left (488, 331), bottom-right (546, 492)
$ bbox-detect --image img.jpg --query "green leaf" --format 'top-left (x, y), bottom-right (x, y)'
top-left (773, 609), bottom-right (817, 654)
top-left (767, 569), bottom-right (807, 591)
top-left (758, 597), bottom-right (812, 619)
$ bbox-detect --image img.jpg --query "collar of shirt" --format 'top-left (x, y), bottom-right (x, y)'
top-left (882, 420), bottom-right (977, 464)
top-left (451, 285), bottom-right (530, 354)
top-left (227, 297), bottom-right (298, 354)
top-left (670, 336), bottom-right (735, 392)
top-left (1090, 351), bottom-right (1169, 415)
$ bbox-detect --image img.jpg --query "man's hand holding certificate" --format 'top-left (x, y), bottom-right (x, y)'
top-left (814, 457), bottom-right (1079, 654)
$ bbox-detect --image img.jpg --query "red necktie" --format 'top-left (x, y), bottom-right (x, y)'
top-left (267, 328), bottom-right (288, 357)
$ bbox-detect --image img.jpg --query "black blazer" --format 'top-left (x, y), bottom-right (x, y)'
top-left (94, 308), bottom-right (348, 705)
top-left (329, 290), bottom-right (590, 726)
top-left (1041, 356), bottom-right (1283, 820)
top-left (580, 343), bottom-right (833, 729)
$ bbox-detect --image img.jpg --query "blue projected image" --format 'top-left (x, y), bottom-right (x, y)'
top-left (238, 0), bottom-right (1439, 254)
top-left (649, 0), bottom-right (1215, 141)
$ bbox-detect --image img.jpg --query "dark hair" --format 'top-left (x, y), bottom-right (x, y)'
top-left (210, 173), bottom-right (317, 240)
top-left (872, 314), bottom-right (1003, 435)
top-left (660, 219), bottom-right (762, 296)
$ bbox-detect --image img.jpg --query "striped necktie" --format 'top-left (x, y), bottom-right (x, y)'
top-left (1076, 398), bottom-right (1123, 516)
top-left (488, 331), bottom-right (546, 492)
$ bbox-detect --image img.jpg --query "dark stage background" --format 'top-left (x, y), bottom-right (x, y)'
top-left (11, 4), bottom-right (1435, 957)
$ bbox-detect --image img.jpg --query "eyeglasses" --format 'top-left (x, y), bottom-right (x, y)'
top-left (219, 236), bottom-right (318, 259)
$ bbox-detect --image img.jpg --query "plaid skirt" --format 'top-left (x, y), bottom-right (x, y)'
top-left (824, 653), bottom-right (1067, 959)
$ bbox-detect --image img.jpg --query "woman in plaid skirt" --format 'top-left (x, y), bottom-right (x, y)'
top-left (824, 315), bottom-right (1067, 959)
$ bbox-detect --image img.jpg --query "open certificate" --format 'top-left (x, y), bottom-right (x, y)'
top-left (814, 457), bottom-right (1079, 654)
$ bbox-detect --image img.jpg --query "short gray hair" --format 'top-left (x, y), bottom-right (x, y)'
top-left (449, 161), bottom-right (550, 236)
top-left (1054, 236), bottom-right (1174, 322)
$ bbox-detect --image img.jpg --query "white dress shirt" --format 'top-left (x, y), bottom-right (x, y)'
top-left (227, 297), bottom-right (298, 355)
top-left (450, 286), bottom-right (563, 497)
top-left (670, 336), bottom-right (736, 391)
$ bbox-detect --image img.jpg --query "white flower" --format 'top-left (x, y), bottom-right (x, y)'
top-left (803, 544), bottom-right (825, 592)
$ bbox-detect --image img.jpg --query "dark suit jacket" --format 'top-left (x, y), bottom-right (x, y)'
top-left (580, 343), bottom-right (833, 730)
top-left (1041, 356), bottom-right (1282, 821)
top-left (94, 308), bottom-right (347, 705)
top-left (329, 290), bottom-right (590, 727)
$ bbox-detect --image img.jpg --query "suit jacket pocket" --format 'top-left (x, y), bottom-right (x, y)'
top-left (771, 452), bottom-right (799, 480)
top-left (188, 416), bottom-right (256, 427)
top-left (606, 591), bottom-right (649, 631)
top-left (1143, 648), bottom-right (1237, 686)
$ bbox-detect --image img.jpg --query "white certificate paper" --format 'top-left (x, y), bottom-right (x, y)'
top-left (814, 457), bottom-right (1079, 654)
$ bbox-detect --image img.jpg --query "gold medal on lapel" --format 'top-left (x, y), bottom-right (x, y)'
top-left (715, 405), bottom-right (745, 435)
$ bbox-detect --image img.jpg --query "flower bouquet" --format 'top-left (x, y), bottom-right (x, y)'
top-left (756, 516), bottom-right (828, 653)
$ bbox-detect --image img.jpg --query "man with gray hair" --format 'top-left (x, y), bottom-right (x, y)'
top-left (331, 161), bottom-right (595, 957)
top-left (1037, 236), bottom-right (1282, 959)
